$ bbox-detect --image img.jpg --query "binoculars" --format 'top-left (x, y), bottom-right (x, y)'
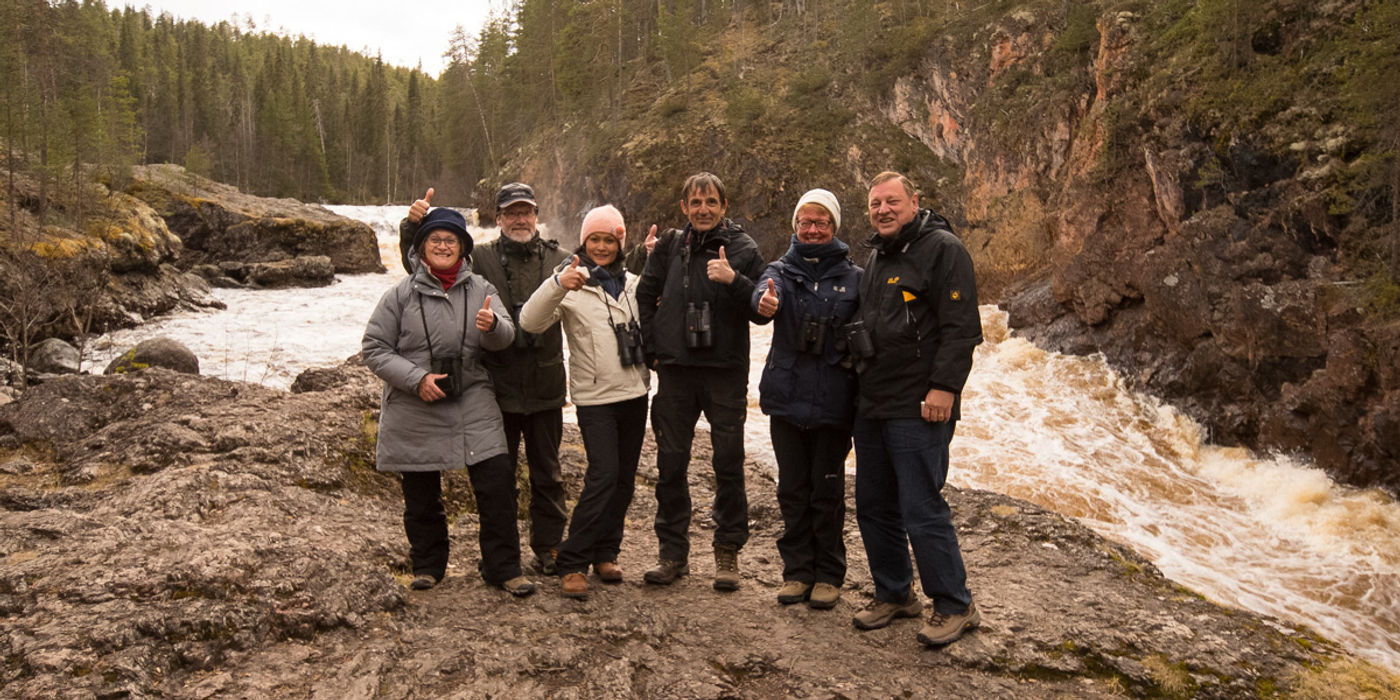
top-left (614, 320), bottom-right (645, 367)
top-left (842, 320), bottom-right (875, 360)
top-left (797, 314), bottom-right (830, 355)
top-left (685, 302), bottom-right (712, 349)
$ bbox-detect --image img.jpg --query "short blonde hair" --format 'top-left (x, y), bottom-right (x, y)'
top-left (869, 171), bottom-right (917, 199)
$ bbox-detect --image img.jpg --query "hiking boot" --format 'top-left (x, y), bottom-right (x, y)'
top-left (777, 580), bottom-right (812, 605)
top-left (808, 582), bottom-right (841, 610)
top-left (643, 559), bottom-right (689, 585)
top-left (499, 575), bottom-right (537, 597)
top-left (916, 601), bottom-right (981, 646)
top-left (531, 549), bottom-right (558, 576)
top-left (713, 545), bottom-right (740, 591)
top-left (594, 561), bottom-right (623, 584)
top-left (852, 591), bottom-right (922, 630)
top-left (560, 572), bottom-right (588, 599)
top-left (409, 574), bottom-right (439, 591)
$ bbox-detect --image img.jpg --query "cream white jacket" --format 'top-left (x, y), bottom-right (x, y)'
top-left (519, 269), bottom-right (649, 407)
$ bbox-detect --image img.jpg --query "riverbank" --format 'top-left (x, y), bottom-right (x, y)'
top-left (2, 362), bottom-right (1396, 698)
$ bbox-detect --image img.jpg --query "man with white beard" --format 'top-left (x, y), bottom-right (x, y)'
top-left (401, 183), bottom-right (570, 576)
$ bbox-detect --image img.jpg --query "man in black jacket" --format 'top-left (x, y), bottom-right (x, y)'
top-left (401, 183), bottom-right (570, 576)
top-left (636, 172), bottom-right (765, 591)
top-left (849, 171), bottom-right (984, 647)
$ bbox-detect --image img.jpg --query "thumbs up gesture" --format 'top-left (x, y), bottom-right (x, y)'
top-left (476, 295), bottom-right (496, 332)
top-left (757, 278), bottom-right (780, 318)
top-left (409, 187), bottom-right (435, 222)
top-left (707, 245), bottom-right (735, 284)
top-left (645, 224), bottom-right (658, 254)
top-left (557, 255), bottom-right (589, 291)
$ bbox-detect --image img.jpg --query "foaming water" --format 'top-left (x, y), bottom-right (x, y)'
top-left (84, 206), bottom-right (1400, 672)
top-left (957, 309), bottom-right (1400, 672)
top-left (85, 205), bottom-right (495, 386)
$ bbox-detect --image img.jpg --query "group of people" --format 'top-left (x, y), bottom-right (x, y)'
top-left (360, 170), bottom-right (985, 647)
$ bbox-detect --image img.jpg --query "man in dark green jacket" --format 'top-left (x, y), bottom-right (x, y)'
top-left (401, 183), bottom-right (570, 575)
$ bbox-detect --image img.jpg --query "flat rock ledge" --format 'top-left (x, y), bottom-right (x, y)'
top-left (0, 365), bottom-right (1395, 699)
top-left (128, 164), bottom-right (383, 275)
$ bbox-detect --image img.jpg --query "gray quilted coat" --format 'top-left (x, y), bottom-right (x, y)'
top-left (361, 261), bottom-right (515, 471)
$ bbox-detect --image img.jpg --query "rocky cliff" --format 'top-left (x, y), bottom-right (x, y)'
top-left (128, 164), bottom-right (384, 276)
top-left (497, 0), bottom-right (1398, 494)
top-left (1, 362), bottom-right (1395, 698)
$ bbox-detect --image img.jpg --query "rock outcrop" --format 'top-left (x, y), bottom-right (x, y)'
top-left (128, 164), bottom-right (384, 275)
top-left (1, 363), bottom-right (1395, 698)
top-left (0, 172), bottom-right (223, 344)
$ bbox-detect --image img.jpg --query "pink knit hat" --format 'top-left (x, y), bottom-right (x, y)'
top-left (579, 205), bottom-right (626, 246)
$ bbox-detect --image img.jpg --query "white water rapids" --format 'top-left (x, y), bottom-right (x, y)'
top-left (85, 205), bottom-right (1400, 674)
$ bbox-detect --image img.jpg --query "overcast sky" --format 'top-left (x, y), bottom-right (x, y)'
top-left (125, 0), bottom-right (501, 76)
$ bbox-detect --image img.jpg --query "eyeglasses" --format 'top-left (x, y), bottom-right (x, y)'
top-left (796, 219), bottom-right (833, 232)
top-left (426, 235), bottom-right (460, 248)
top-left (498, 207), bottom-right (537, 220)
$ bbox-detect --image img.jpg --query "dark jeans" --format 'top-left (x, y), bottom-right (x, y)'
top-left (556, 395), bottom-right (649, 574)
top-left (502, 408), bottom-right (566, 554)
top-left (771, 417), bottom-right (849, 586)
top-left (853, 416), bottom-right (972, 616)
top-left (401, 453), bottom-right (523, 586)
top-left (651, 365), bottom-right (749, 562)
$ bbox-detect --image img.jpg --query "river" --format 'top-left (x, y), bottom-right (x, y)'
top-left (85, 205), bottom-right (1400, 674)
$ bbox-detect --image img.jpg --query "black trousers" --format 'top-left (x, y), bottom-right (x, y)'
top-left (401, 453), bottom-right (522, 585)
top-left (502, 408), bottom-right (567, 554)
top-left (555, 395), bottom-right (649, 574)
top-left (651, 365), bottom-right (749, 563)
top-left (770, 417), bottom-right (849, 586)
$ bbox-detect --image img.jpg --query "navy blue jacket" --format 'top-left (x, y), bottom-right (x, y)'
top-left (750, 239), bottom-right (862, 429)
top-left (855, 209), bottom-right (982, 420)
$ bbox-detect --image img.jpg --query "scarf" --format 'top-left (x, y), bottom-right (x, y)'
top-left (427, 258), bottom-right (463, 290)
top-left (786, 235), bottom-right (850, 279)
top-left (576, 250), bottom-right (627, 299)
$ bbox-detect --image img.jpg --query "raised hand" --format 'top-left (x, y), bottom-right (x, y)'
top-left (757, 278), bottom-right (779, 318)
top-left (557, 255), bottom-right (589, 291)
top-left (476, 295), bottom-right (496, 332)
top-left (707, 245), bottom-right (735, 284)
top-left (645, 224), bottom-right (658, 254)
top-left (409, 187), bottom-right (435, 222)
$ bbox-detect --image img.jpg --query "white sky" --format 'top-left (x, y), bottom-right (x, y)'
top-left (125, 1), bottom-right (501, 77)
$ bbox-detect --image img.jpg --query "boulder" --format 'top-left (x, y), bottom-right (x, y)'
top-left (191, 256), bottom-right (335, 288)
top-left (28, 338), bottom-right (80, 374)
top-left (105, 337), bottom-right (200, 376)
top-left (127, 164), bottom-right (384, 275)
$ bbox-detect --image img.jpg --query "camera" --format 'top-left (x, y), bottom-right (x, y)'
top-left (430, 355), bottom-right (464, 399)
top-left (797, 314), bottom-right (830, 355)
top-left (842, 320), bottom-right (875, 360)
top-left (614, 320), bottom-right (645, 367)
top-left (685, 301), bottom-right (712, 349)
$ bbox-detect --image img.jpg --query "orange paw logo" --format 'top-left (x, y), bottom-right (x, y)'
top-left (949, 289), bottom-right (962, 302)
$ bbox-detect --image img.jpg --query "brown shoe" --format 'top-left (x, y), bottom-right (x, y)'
top-left (713, 545), bottom-right (740, 591)
top-left (594, 561), bottom-right (623, 584)
top-left (644, 559), bottom-right (689, 585)
top-left (916, 601), bottom-right (981, 646)
top-left (561, 572), bottom-right (588, 599)
top-left (777, 580), bottom-right (812, 605)
top-left (808, 582), bottom-right (841, 610)
top-left (852, 591), bottom-right (922, 630)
